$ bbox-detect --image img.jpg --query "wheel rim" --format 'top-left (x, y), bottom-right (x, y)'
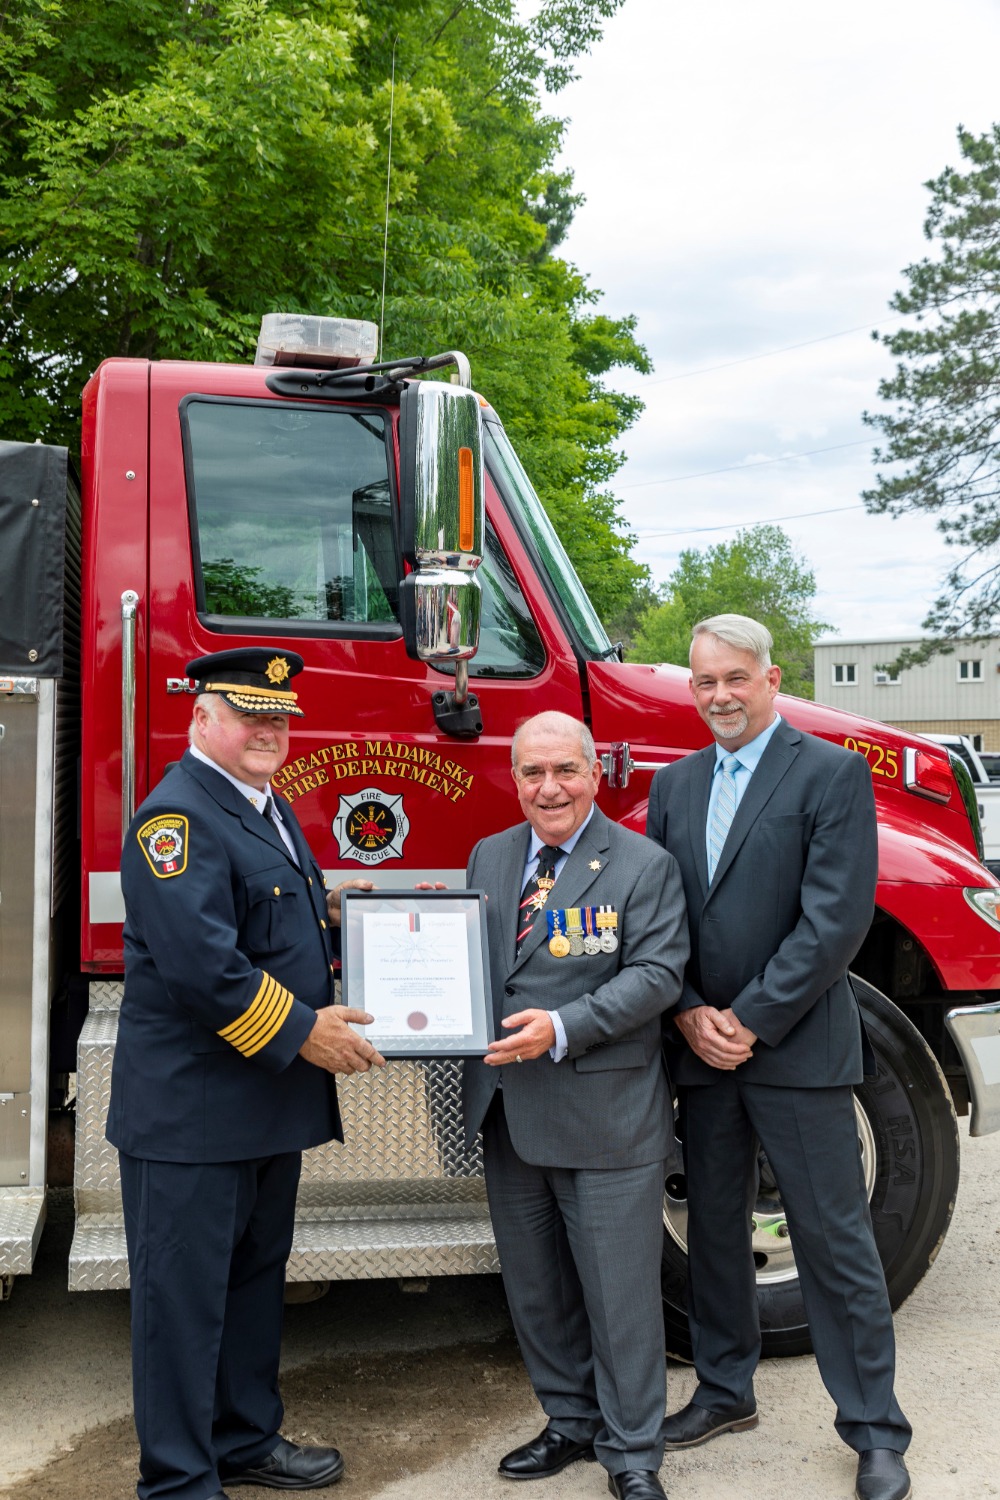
top-left (663, 1097), bottom-right (877, 1284)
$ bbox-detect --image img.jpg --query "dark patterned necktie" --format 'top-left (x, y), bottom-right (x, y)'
top-left (261, 797), bottom-right (276, 825)
top-left (516, 844), bottom-right (563, 952)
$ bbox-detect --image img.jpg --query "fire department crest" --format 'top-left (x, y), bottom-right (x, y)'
top-left (137, 814), bottom-right (189, 878)
top-left (332, 787), bottom-right (409, 866)
top-left (265, 656), bottom-right (291, 686)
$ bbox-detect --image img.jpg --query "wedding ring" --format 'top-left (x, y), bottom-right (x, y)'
top-left (515, 1054), bottom-right (523, 1063)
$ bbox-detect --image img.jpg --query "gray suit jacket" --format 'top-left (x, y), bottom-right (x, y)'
top-left (646, 719), bottom-right (877, 1088)
top-left (462, 806), bottom-right (689, 1168)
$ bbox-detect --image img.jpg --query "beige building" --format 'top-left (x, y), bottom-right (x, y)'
top-left (813, 636), bottom-right (1000, 750)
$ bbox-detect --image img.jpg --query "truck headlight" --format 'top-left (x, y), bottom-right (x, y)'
top-left (964, 887), bottom-right (1000, 931)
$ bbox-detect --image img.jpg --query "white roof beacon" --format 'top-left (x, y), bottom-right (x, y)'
top-left (254, 313), bottom-right (379, 369)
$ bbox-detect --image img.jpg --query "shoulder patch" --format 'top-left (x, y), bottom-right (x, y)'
top-left (137, 814), bottom-right (189, 878)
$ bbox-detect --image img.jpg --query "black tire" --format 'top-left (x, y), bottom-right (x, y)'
top-left (661, 976), bottom-right (960, 1360)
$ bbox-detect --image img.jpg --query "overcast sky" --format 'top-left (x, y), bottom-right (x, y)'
top-left (549, 0), bottom-right (1000, 640)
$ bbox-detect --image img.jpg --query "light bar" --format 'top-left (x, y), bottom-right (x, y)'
top-left (254, 313), bottom-right (379, 369)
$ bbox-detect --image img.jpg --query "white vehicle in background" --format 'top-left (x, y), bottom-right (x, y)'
top-left (927, 734), bottom-right (1000, 872)
top-left (978, 751), bottom-right (1000, 783)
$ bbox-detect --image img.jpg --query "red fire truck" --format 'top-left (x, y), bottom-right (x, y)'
top-left (1, 313), bottom-right (998, 1358)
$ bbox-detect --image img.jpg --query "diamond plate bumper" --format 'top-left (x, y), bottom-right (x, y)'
top-left (70, 1203), bottom-right (498, 1290)
top-left (70, 986), bottom-right (498, 1291)
top-left (0, 1188), bottom-right (46, 1276)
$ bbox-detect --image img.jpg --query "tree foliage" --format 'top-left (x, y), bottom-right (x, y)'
top-left (0, 0), bottom-right (647, 621)
top-left (626, 525), bottom-right (830, 698)
top-left (864, 124), bottom-right (1000, 655)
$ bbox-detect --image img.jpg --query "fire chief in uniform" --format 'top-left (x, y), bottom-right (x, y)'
top-left (645, 615), bottom-right (911, 1500)
top-left (108, 648), bottom-right (383, 1500)
top-left (463, 712), bottom-right (689, 1500)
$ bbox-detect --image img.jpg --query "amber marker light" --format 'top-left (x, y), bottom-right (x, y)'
top-left (458, 446), bottom-right (475, 552)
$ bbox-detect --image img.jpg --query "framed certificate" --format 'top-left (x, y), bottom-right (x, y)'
top-left (340, 889), bottom-right (494, 1057)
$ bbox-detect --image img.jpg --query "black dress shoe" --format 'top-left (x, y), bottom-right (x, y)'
top-left (221, 1436), bottom-right (344, 1489)
top-left (607, 1472), bottom-right (668, 1500)
top-left (662, 1398), bottom-right (758, 1450)
top-left (498, 1426), bottom-right (597, 1480)
top-left (856, 1450), bottom-right (911, 1500)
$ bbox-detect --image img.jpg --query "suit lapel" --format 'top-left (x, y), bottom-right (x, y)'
top-left (278, 799), bottom-right (314, 872)
top-left (708, 722), bottom-right (800, 891)
top-left (495, 823), bottom-right (532, 970)
top-left (511, 808), bottom-right (613, 971)
top-left (687, 747), bottom-right (715, 897)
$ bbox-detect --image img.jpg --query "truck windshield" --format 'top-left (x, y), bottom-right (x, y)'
top-left (485, 421), bottom-right (613, 659)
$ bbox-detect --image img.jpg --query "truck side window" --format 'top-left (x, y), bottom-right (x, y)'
top-left (435, 523), bottom-right (545, 679)
top-left (183, 398), bottom-right (398, 626)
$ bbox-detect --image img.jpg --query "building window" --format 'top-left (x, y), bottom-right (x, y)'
top-left (873, 668), bottom-right (900, 686)
top-left (832, 663), bottom-right (857, 685)
top-left (958, 659), bottom-right (983, 681)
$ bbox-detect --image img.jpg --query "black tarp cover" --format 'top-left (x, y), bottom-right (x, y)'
top-left (0, 440), bottom-right (69, 676)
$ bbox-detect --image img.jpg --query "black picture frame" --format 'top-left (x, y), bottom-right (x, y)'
top-left (340, 888), bottom-right (494, 1057)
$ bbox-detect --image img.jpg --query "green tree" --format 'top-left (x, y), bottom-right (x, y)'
top-left (0, 0), bottom-right (647, 623)
top-left (626, 525), bottom-right (830, 698)
top-left (201, 560), bottom-right (297, 619)
top-left (864, 123), bottom-right (1000, 656)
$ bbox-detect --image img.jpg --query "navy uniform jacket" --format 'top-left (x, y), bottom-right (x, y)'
top-left (107, 750), bottom-right (342, 1162)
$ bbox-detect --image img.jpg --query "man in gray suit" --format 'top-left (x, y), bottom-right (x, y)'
top-left (645, 615), bottom-right (912, 1500)
top-left (463, 711), bottom-right (688, 1500)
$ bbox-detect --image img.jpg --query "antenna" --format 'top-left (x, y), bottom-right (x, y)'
top-left (379, 35), bottom-right (400, 361)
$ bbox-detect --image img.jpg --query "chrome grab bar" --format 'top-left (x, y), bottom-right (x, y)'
top-left (121, 589), bottom-right (139, 843)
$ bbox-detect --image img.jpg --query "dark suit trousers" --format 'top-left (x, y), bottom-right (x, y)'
top-left (119, 1150), bottom-right (301, 1500)
top-left (679, 1079), bottom-right (911, 1453)
top-left (483, 1098), bottom-right (666, 1474)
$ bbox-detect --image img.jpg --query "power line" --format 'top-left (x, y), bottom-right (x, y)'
top-left (618, 438), bottom-right (872, 489)
top-left (635, 502), bottom-right (864, 541)
top-left (640, 314), bottom-right (904, 387)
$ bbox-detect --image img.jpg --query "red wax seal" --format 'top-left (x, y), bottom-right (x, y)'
top-left (407, 1011), bottom-right (428, 1031)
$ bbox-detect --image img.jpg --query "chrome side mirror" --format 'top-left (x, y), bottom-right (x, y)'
top-left (407, 570), bottom-right (483, 661)
top-left (399, 381), bottom-right (484, 703)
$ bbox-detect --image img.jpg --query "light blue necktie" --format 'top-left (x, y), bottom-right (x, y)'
top-left (708, 753), bottom-right (740, 882)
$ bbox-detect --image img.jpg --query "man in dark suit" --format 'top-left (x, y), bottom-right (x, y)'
top-left (463, 711), bottom-right (689, 1500)
top-left (108, 648), bottom-right (383, 1500)
top-left (645, 615), bottom-right (912, 1500)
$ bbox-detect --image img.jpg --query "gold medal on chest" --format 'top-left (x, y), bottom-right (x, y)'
top-left (547, 908), bottom-right (570, 957)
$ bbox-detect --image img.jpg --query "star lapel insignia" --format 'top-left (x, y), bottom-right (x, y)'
top-left (589, 859), bottom-right (602, 871)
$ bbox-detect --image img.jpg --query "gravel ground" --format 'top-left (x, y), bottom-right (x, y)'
top-left (1, 1118), bottom-right (998, 1499)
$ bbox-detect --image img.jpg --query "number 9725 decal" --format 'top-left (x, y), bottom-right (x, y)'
top-left (842, 737), bottom-right (899, 779)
